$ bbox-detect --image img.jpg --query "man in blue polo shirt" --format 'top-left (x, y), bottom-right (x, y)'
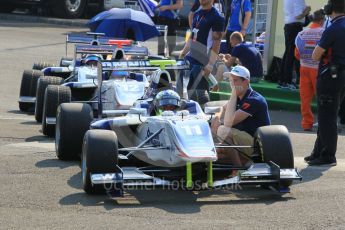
top-left (225, 0), bottom-right (252, 53)
top-left (212, 65), bottom-right (270, 166)
top-left (188, 0), bottom-right (225, 28)
top-left (179, 0), bottom-right (225, 106)
top-left (305, 0), bottom-right (345, 166)
top-left (217, 31), bottom-right (263, 83)
top-left (157, 0), bottom-right (183, 56)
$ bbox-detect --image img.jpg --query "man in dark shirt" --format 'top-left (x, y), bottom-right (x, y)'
top-left (306, 0), bottom-right (345, 166)
top-left (157, 0), bottom-right (183, 56)
top-left (211, 65), bottom-right (270, 166)
top-left (188, 0), bottom-right (225, 28)
top-left (217, 32), bottom-right (263, 83)
top-left (179, 0), bottom-right (225, 106)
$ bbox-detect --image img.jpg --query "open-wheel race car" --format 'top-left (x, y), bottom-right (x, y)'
top-left (39, 44), bottom-right (154, 137)
top-left (54, 59), bottom-right (188, 159)
top-left (17, 32), bottom-right (139, 113)
top-left (55, 60), bottom-right (302, 197)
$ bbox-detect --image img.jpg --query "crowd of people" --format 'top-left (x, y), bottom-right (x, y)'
top-left (154, 0), bottom-right (345, 166)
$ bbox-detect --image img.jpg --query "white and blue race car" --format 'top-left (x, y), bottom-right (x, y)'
top-left (55, 60), bottom-right (302, 197)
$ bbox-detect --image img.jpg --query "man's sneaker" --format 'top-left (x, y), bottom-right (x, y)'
top-left (312, 122), bottom-right (318, 129)
top-left (303, 128), bottom-right (313, 132)
top-left (277, 83), bottom-right (289, 89)
top-left (338, 122), bottom-right (345, 132)
top-left (307, 157), bottom-right (337, 166)
top-left (304, 154), bottom-right (317, 162)
top-left (287, 83), bottom-right (298, 90)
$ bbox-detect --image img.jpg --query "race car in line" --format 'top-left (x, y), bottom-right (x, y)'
top-left (18, 32), bottom-right (138, 113)
top-left (54, 59), bottom-right (302, 197)
top-left (39, 44), bottom-right (153, 137)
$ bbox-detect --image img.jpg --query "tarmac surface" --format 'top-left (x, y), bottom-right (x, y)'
top-left (1, 14), bottom-right (345, 229)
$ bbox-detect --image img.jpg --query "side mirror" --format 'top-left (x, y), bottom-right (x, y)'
top-left (129, 108), bottom-right (147, 116)
top-left (204, 106), bottom-right (221, 115)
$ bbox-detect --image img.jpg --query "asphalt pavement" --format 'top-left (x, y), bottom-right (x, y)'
top-left (0, 15), bottom-right (345, 230)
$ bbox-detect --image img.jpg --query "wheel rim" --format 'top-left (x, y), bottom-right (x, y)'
top-left (66, 0), bottom-right (81, 13)
top-left (55, 113), bottom-right (60, 154)
top-left (81, 138), bottom-right (87, 185)
top-left (82, 152), bottom-right (86, 185)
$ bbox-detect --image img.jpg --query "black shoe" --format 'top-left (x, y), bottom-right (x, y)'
top-left (307, 157), bottom-right (337, 166)
top-left (304, 154), bottom-right (316, 162)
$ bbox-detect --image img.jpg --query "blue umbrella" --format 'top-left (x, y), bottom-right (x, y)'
top-left (138, 0), bottom-right (158, 17)
top-left (87, 8), bottom-right (159, 41)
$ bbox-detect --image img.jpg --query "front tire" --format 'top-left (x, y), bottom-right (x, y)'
top-left (254, 125), bottom-right (294, 187)
top-left (82, 130), bottom-right (118, 194)
top-left (42, 85), bottom-right (71, 137)
top-left (55, 103), bottom-right (93, 160)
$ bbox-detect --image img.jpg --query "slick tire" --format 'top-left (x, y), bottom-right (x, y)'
top-left (34, 76), bottom-right (64, 122)
top-left (82, 129), bottom-right (118, 194)
top-left (19, 70), bottom-right (43, 112)
top-left (254, 125), bottom-right (294, 188)
top-left (55, 103), bottom-right (93, 160)
top-left (42, 85), bottom-right (71, 137)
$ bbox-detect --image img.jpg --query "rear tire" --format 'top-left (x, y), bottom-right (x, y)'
top-left (35, 76), bottom-right (63, 122)
top-left (32, 62), bottom-right (55, 71)
top-left (42, 85), bottom-right (71, 137)
top-left (55, 103), bottom-right (93, 160)
top-left (254, 125), bottom-right (294, 187)
top-left (19, 70), bottom-right (43, 112)
top-left (82, 130), bottom-right (119, 194)
top-left (51, 0), bottom-right (87, 18)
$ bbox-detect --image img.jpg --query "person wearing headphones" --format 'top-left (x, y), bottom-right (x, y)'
top-left (305, 0), bottom-right (345, 166)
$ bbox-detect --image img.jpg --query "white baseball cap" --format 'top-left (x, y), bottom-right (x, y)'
top-left (223, 65), bottom-right (250, 80)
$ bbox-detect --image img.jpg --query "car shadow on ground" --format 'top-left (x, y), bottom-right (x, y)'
top-left (35, 158), bottom-right (78, 169)
top-left (60, 172), bottom-right (295, 213)
top-left (20, 121), bottom-right (40, 125)
top-left (7, 109), bottom-right (34, 115)
top-left (25, 135), bottom-right (51, 142)
top-left (298, 165), bottom-right (332, 184)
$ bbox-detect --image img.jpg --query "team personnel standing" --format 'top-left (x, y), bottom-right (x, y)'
top-left (188, 0), bottom-right (225, 28)
top-left (225, 0), bottom-right (252, 53)
top-left (306, 0), bottom-right (345, 166)
top-left (157, 0), bottom-right (183, 56)
top-left (179, 0), bottom-right (225, 106)
top-left (279, 0), bottom-right (311, 90)
top-left (294, 9), bottom-right (325, 131)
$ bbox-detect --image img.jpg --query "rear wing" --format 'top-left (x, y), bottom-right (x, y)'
top-left (67, 34), bottom-right (116, 45)
top-left (74, 45), bottom-right (149, 58)
top-left (75, 44), bottom-right (118, 55)
top-left (101, 59), bottom-right (189, 71)
top-left (66, 33), bottom-right (146, 56)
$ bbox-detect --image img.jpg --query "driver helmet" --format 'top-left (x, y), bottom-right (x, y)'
top-left (155, 89), bottom-right (180, 111)
top-left (84, 54), bottom-right (103, 66)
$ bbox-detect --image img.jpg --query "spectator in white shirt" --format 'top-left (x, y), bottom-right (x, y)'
top-left (278, 0), bottom-right (311, 90)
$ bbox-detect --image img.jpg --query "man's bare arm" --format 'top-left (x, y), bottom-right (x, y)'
top-left (158, 0), bottom-right (183, 11)
top-left (241, 11), bottom-right (251, 35)
top-left (312, 45), bottom-right (325, 61)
